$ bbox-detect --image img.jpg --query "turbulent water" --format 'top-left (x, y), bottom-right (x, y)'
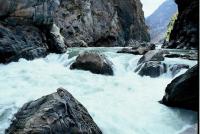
top-left (0, 47), bottom-right (198, 134)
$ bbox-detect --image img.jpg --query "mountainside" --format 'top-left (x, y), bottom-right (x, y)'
top-left (163, 0), bottom-right (199, 49)
top-left (146, 0), bottom-right (177, 43)
top-left (0, 0), bottom-right (150, 63)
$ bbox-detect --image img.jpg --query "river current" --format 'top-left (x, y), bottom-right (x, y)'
top-left (0, 47), bottom-right (197, 134)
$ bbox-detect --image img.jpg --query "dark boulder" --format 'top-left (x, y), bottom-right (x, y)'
top-left (135, 61), bottom-right (167, 78)
top-left (160, 65), bottom-right (198, 111)
top-left (137, 50), bottom-right (169, 65)
top-left (117, 42), bottom-right (155, 55)
top-left (169, 64), bottom-right (189, 77)
top-left (0, 25), bottom-right (48, 63)
top-left (6, 88), bottom-right (102, 134)
top-left (70, 52), bottom-right (114, 75)
top-left (164, 51), bottom-right (198, 61)
top-left (117, 48), bottom-right (141, 55)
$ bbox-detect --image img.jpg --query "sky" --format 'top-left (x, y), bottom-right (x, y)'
top-left (140, 0), bottom-right (165, 17)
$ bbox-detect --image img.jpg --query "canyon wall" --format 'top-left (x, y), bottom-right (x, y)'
top-left (0, 0), bottom-right (149, 63)
top-left (163, 0), bottom-right (199, 49)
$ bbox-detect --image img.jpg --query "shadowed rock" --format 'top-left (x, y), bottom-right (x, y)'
top-left (70, 52), bottom-right (114, 75)
top-left (169, 64), bottom-right (189, 77)
top-left (162, 0), bottom-right (198, 49)
top-left (117, 42), bottom-right (155, 55)
top-left (135, 61), bottom-right (167, 78)
top-left (160, 65), bottom-right (198, 111)
top-left (137, 49), bottom-right (169, 65)
top-left (6, 88), bottom-right (102, 134)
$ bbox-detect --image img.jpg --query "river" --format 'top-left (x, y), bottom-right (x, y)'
top-left (0, 47), bottom-right (197, 134)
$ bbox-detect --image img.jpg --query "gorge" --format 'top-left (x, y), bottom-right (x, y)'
top-left (0, 0), bottom-right (199, 134)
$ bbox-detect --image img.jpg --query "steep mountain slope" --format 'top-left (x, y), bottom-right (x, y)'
top-left (146, 0), bottom-right (177, 43)
top-left (163, 0), bottom-right (199, 49)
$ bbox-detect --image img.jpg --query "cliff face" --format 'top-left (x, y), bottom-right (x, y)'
top-left (51, 0), bottom-right (150, 47)
top-left (163, 0), bottom-right (199, 49)
top-left (0, 0), bottom-right (149, 63)
top-left (146, 0), bottom-right (177, 43)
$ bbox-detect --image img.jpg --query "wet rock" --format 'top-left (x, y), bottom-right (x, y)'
top-left (169, 64), bottom-right (189, 77)
top-left (0, 0), bottom-right (150, 63)
top-left (164, 51), bottom-right (198, 60)
top-left (117, 42), bottom-right (155, 55)
top-left (179, 124), bottom-right (198, 134)
top-left (164, 53), bottom-right (181, 58)
top-left (163, 0), bottom-right (198, 49)
top-left (6, 88), bottom-right (102, 134)
top-left (160, 65), bottom-right (198, 111)
top-left (70, 52), bottom-right (114, 75)
top-left (0, 25), bottom-right (48, 63)
top-left (135, 61), bottom-right (167, 78)
top-left (117, 48), bottom-right (139, 55)
top-left (137, 50), bottom-right (169, 65)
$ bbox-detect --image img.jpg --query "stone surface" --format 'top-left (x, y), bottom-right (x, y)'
top-left (70, 52), bottom-right (114, 75)
top-left (6, 88), bottom-right (102, 134)
top-left (117, 42), bottom-right (155, 55)
top-left (137, 49), bottom-right (169, 65)
top-left (169, 64), bottom-right (189, 77)
top-left (135, 61), bottom-right (167, 78)
top-left (160, 65), bottom-right (198, 111)
top-left (162, 0), bottom-right (198, 49)
top-left (0, 0), bottom-right (150, 63)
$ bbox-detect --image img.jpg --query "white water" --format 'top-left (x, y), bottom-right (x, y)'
top-left (0, 48), bottom-right (198, 134)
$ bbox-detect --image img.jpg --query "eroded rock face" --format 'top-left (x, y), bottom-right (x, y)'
top-left (134, 50), bottom-right (169, 77)
top-left (55, 0), bottom-right (150, 47)
top-left (135, 61), bottom-right (167, 78)
top-left (0, 0), bottom-right (149, 63)
top-left (0, 0), bottom-right (66, 63)
top-left (70, 52), bottom-right (114, 75)
top-left (117, 42), bottom-right (155, 55)
top-left (137, 50), bottom-right (169, 65)
top-left (162, 0), bottom-right (199, 49)
top-left (6, 88), bottom-right (102, 134)
top-left (160, 65), bottom-right (198, 111)
top-left (169, 64), bottom-right (189, 77)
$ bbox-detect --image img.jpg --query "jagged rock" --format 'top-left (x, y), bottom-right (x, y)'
top-left (0, 0), bottom-right (67, 63)
top-left (70, 52), bottom-right (114, 75)
top-left (137, 50), bottom-right (169, 65)
top-left (162, 0), bottom-right (198, 49)
top-left (117, 42), bottom-right (155, 55)
top-left (0, 24), bottom-right (48, 63)
top-left (0, 0), bottom-right (150, 63)
top-left (160, 65), bottom-right (198, 111)
top-left (169, 64), bottom-right (189, 77)
top-left (117, 48), bottom-right (139, 55)
top-left (135, 61), bottom-right (167, 78)
top-left (55, 0), bottom-right (150, 47)
top-left (164, 51), bottom-right (198, 60)
top-left (6, 88), bottom-right (102, 134)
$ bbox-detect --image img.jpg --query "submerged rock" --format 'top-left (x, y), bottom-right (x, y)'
top-left (160, 65), bottom-right (198, 111)
top-left (135, 61), bottom-right (167, 78)
top-left (70, 52), bottom-right (114, 75)
top-left (6, 88), bottom-right (102, 134)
